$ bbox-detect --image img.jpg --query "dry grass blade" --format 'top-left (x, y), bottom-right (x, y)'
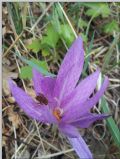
top-left (30, 2), bottom-right (54, 31)
top-left (102, 34), bottom-right (120, 72)
top-left (34, 148), bottom-right (74, 159)
top-left (34, 121), bottom-right (46, 154)
top-left (58, 2), bottom-right (77, 38)
top-left (10, 36), bottom-right (27, 92)
top-left (3, 31), bottom-right (23, 58)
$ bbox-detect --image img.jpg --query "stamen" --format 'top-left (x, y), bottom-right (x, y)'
top-left (54, 97), bottom-right (60, 107)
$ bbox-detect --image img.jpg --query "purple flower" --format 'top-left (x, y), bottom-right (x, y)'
top-left (9, 37), bottom-right (110, 159)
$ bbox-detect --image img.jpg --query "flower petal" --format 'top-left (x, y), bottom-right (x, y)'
top-left (9, 79), bottom-right (56, 123)
top-left (32, 68), bottom-right (43, 95)
top-left (41, 76), bottom-right (56, 99)
top-left (70, 113), bottom-right (110, 128)
top-left (54, 65), bottom-right (75, 104)
top-left (59, 124), bottom-right (80, 138)
top-left (62, 77), bottom-right (109, 122)
top-left (54, 37), bottom-right (84, 101)
top-left (68, 134), bottom-right (93, 159)
top-left (80, 77), bottom-right (109, 116)
top-left (32, 68), bottom-right (56, 99)
top-left (62, 69), bottom-right (100, 110)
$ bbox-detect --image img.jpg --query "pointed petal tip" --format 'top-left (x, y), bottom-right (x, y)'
top-left (94, 69), bottom-right (101, 77)
top-left (103, 113), bottom-right (112, 118)
top-left (96, 68), bottom-right (100, 73)
top-left (73, 36), bottom-right (84, 50)
top-left (71, 36), bottom-right (84, 53)
top-left (104, 76), bottom-right (109, 87)
top-left (105, 76), bottom-right (109, 82)
top-left (70, 113), bottom-right (112, 128)
top-left (8, 78), bottom-right (16, 89)
top-left (93, 113), bottom-right (112, 120)
top-left (8, 78), bottom-right (12, 84)
top-left (77, 36), bottom-right (83, 42)
top-left (77, 36), bottom-right (83, 41)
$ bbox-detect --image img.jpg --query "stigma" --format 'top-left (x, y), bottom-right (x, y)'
top-left (53, 107), bottom-right (63, 121)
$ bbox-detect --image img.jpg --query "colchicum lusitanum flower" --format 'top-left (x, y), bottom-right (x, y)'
top-left (9, 37), bottom-right (110, 159)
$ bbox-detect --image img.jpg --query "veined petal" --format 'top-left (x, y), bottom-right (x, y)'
top-left (62, 69), bottom-right (100, 110)
top-left (70, 113), bottom-right (110, 128)
top-left (54, 37), bottom-right (84, 101)
top-left (54, 65), bottom-right (75, 104)
top-left (59, 124), bottom-right (80, 138)
top-left (32, 68), bottom-right (56, 99)
top-left (9, 79), bottom-right (56, 124)
top-left (68, 134), bottom-right (93, 159)
top-left (62, 77), bottom-right (109, 122)
top-left (80, 77), bottom-right (109, 116)
top-left (41, 77), bottom-right (56, 99)
top-left (32, 68), bottom-right (43, 95)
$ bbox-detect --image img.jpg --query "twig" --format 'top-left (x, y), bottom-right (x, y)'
top-left (34, 148), bottom-right (74, 159)
top-left (31, 143), bottom-right (41, 159)
top-left (13, 125), bottom-right (17, 159)
top-left (11, 129), bottom-right (34, 159)
top-left (30, 2), bottom-right (54, 31)
top-left (2, 134), bottom-right (35, 148)
top-left (58, 2), bottom-right (77, 38)
top-left (24, 27), bottom-right (40, 38)
top-left (34, 121), bottom-right (46, 154)
top-left (10, 36), bottom-right (28, 93)
top-left (6, 3), bottom-right (17, 36)
top-left (3, 31), bottom-right (23, 58)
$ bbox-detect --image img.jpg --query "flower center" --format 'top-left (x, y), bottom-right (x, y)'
top-left (53, 107), bottom-right (63, 121)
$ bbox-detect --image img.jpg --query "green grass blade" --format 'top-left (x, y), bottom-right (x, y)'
top-left (83, 31), bottom-right (95, 76)
top-left (102, 35), bottom-right (120, 72)
top-left (101, 97), bottom-right (120, 147)
top-left (15, 51), bottom-right (56, 77)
